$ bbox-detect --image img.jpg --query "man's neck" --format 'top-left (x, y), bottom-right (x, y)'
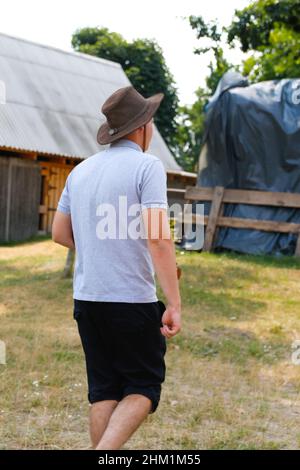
top-left (124, 136), bottom-right (144, 152)
top-left (111, 139), bottom-right (143, 152)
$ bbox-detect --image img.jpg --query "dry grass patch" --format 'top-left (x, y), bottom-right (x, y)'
top-left (1, 240), bottom-right (300, 449)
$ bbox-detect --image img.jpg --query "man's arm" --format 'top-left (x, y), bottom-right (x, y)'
top-left (142, 207), bottom-right (181, 338)
top-left (52, 211), bottom-right (75, 250)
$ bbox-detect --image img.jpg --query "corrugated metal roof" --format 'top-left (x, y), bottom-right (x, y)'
top-left (0, 32), bottom-right (181, 171)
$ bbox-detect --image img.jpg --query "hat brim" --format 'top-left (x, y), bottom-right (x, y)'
top-left (97, 92), bottom-right (164, 145)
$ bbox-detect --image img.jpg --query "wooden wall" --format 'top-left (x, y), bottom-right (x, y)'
top-left (167, 171), bottom-right (197, 209)
top-left (0, 149), bottom-right (196, 241)
top-left (0, 157), bottom-right (41, 242)
top-left (38, 161), bottom-right (73, 233)
top-left (0, 157), bottom-right (9, 241)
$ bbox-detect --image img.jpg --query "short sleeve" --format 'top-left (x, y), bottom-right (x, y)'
top-left (57, 173), bottom-right (71, 214)
top-left (140, 160), bottom-right (168, 210)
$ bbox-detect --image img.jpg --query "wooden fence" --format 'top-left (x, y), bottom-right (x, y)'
top-left (183, 186), bottom-right (300, 256)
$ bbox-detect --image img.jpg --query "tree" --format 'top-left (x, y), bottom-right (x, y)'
top-left (171, 16), bottom-right (235, 171)
top-left (178, 2), bottom-right (300, 169)
top-left (227, 0), bottom-right (300, 81)
top-left (72, 27), bottom-right (179, 153)
top-left (174, 87), bottom-right (208, 172)
top-left (188, 15), bottom-right (234, 95)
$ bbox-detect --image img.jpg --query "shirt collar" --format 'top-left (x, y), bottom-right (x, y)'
top-left (110, 138), bottom-right (143, 152)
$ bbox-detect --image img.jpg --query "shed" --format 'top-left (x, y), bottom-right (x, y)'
top-left (0, 32), bottom-right (196, 242)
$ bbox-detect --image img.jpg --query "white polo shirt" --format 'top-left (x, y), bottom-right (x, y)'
top-left (57, 139), bottom-right (168, 302)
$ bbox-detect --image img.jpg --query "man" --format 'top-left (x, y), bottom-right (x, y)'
top-left (52, 86), bottom-right (181, 450)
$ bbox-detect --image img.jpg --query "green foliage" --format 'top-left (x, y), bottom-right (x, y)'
top-left (171, 16), bottom-right (235, 171)
top-left (205, 48), bottom-right (235, 95)
top-left (189, 15), bottom-right (222, 52)
top-left (72, 27), bottom-right (179, 153)
top-left (228, 0), bottom-right (300, 52)
top-left (227, 0), bottom-right (300, 81)
top-left (180, 1), bottom-right (300, 169)
top-left (188, 15), bottom-right (234, 95)
top-left (173, 87), bottom-right (208, 171)
top-left (70, 3), bottom-right (300, 172)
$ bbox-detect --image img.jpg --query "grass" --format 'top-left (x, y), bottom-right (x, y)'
top-left (1, 240), bottom-right (300, 449)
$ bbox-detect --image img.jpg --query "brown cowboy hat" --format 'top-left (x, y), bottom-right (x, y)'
top-left (97, 85), bottom-right (164, 145)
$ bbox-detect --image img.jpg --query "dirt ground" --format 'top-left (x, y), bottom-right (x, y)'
top-left (1, 238), bottom-right (300, 449)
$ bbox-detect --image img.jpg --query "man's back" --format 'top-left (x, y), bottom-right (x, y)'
top-left (57, 139), bottom-right (168, 302)
top-left (53, 86), bottom-right (181, 448)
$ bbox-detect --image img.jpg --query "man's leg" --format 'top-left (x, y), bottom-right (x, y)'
top-left (89, 400), bottom-right (119, 448)
top-left (96, 394), bottom-right (152, 450)
top-left (73, 301), bottom-right (123, 448)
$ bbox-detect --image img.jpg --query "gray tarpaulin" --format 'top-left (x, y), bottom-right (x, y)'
top-left (194, 71), bottom-right (300, 255)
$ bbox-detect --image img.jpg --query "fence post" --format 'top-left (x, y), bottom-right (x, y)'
top-left (203, 186), bottom-right (224, 252)
top-left (295, 232), bottom-right (300, 257)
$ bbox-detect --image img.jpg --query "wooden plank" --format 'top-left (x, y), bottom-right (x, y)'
top-left (42, 167), bottom-right (49, 232)
top-left (217, 216), bottom-right (300, 233)
top-left (184, 185), bottom-right (300, 256)
top-left (0, 158), bottom-right (9, 241)
top-left (43, 164), bottom-right (72, 233)
top-left (214, 201), bottom-right (224, 249)
top-left (224, 189), bottom-right (300, 208)
top-left (167, 188), bottom-right (186, 194)
top-left (167, 169), bottom-right (197, 179)
top-left (185, 186), bottom-right (214, 201)
top-left (8, 158), bottom-right (41, 241)
top-left (39, 205), bottom-right (47, 214)
top-left (185, 186), bottom-right (300, 208)
top-left (203, 186), bottom-right (224, 252)
top-left (38, 160), bottom-right (75, 170)
top-left (5, 158), bottom-right (12, 241)
top-left (174, 213), bottom-right (206, 224)
top-left (187, 214), bottom-right (300, 234)
top-left (21, 152), bottom-right (38, 161)
top-left (5, 158), bottom-right (35, 166)
top-left (295, 234), bottom-right (300, 257)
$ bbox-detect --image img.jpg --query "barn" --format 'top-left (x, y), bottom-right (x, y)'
top-left (0, 32), bottom-right (196, 242)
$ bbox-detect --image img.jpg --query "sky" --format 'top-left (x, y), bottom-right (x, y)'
top-left (0, 0), bottom-right (250, 105)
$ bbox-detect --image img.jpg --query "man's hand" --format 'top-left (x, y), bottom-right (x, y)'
top-left (160, 305), bottom-right (181, 339)
top-left (142, 207), bottom-right (182, 338)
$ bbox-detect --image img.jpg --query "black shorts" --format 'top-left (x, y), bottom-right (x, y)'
top-left (73, 299), bottom-right (167, 413)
